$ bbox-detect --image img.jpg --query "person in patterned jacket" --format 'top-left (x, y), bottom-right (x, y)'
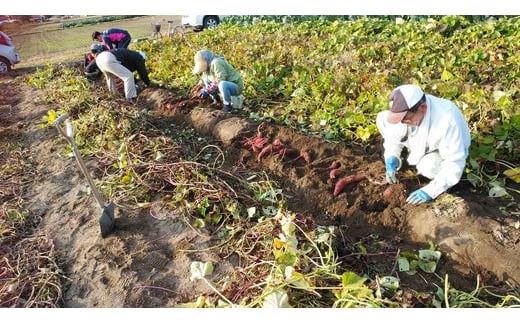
top-left (92, 28), bottom-right (131, 50)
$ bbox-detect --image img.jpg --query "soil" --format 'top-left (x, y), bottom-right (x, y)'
top-left (1, 69), bottom-right (519, 308)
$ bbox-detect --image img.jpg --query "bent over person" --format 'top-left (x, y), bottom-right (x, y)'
top-left (92, 28), bottom-right (131, 50)
top-left (83, 43), bottom-right (107, 80)
top-left (93, 48), bottom-right (150, 102)
top-left (376, 84), bottom-right (471, 204)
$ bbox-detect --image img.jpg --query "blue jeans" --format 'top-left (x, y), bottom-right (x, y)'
top-left (218, 81), bottom-right (240, 105)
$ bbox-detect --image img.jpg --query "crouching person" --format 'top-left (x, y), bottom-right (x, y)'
top-left (94, 48), bottom-right (150, 102)
top-left (84, 44), bottom-right (107, 80)
top-left (376, 84), bottom-right (471, 204)
top-left (192, 49), bottom-right (244, 113)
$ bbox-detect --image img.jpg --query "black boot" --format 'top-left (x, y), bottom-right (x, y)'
top-left (221, 104), bottom-right (232, 113)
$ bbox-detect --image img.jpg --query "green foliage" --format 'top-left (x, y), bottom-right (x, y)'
top-left (134, 15), bottom-right (519, 203)
top-left (399, 249), bottom-right (442, 275)
top-left (25, 17), bottom-right (520, 308)
top-left (59, 15), bottom-right (141, 28)
top-left (26, 64), bottom-right (57, 89)
top-left (433, 274), bottom-right (520, 308)
top-left (27, 64), bottom-right (98, 115)
top-left (333, 271), bottom-right (379, 307)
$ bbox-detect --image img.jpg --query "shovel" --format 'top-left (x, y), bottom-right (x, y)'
top-left (54, 113), bottom-right (116, 238)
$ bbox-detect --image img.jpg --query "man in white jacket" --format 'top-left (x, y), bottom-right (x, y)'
top-left (376, 84), bottom-right (471, 204)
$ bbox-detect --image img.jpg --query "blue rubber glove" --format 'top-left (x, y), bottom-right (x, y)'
top-left (199, 88), bottom-right (209, 99)
top-left (385, 156), bottom-right (400, 184)
top-left (406, 189), bottom-right (432, 205)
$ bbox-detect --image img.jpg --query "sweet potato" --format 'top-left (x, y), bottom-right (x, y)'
top-left (241, 133), bottom-right (270, 153)
top-left (189, 84), bottom-right (204, 99)
top-left (300, 149), bottom-right (312, 164)
top-left (333, 174), bottom-right (366, 197)
top-left (327, 161), bottom-right (340, 170)
top-left (288, 149), bottom-right (312, 164)
top-left (277, 147), bottom-right (297, 159)
top-left (257, 144), bottom-right (274, 161)
top-left (382, 183), bottom-right (407, 205)
top-left (329, 168), bottom-right (341, 179)
top-left (273, 138), bottom-right (283, 148)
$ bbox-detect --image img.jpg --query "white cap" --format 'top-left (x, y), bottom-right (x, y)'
top-left (387, 84), bottom-right (425, 124)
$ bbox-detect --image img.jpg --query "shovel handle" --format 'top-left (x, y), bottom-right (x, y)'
top-left (54, 114), bottom-right (107, 209)
top-left (54, 113), bottom-right (69, 127)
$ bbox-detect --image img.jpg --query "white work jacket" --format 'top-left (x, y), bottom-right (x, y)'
top-left (376, 95), bottom-right (471, 199)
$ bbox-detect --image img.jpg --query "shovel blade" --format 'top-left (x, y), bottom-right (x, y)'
top-left (99, 202), bottom-right (116, 238)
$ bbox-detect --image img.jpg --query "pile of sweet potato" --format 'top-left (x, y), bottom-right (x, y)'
top-left (241, 125), bottom-right (403, 201)
top-left (241, 125), bottom-right (312, 163)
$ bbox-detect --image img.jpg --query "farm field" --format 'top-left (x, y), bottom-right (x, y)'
top-left (2, 15), bottom-right (180, 69)
top-left (0, 15), bottom-right (519, 311)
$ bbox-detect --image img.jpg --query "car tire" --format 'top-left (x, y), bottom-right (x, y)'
top-left (203, 16), bottom-right (220, 29)
top-left (0, 57), bottom-right (11, 74)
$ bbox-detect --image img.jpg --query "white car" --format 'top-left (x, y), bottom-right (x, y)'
top-left (0, 31), bottom-right (21, 74)
top-left (181, 15), bottom-right (227, 30)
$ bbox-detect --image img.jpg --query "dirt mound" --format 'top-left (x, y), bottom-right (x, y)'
top-left (2, 78), bottom-right (519, 307)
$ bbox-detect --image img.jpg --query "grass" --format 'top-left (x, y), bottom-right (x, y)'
top-left (5, 15), bottom-right (181, 69)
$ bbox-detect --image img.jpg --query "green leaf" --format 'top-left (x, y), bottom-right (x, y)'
top-left (418, 249), bottom-right (441, 262)
top-left (193, 218), bottom-right (205, 228)
top-left (190, 261), bottom-right (214, 281)
top-left (415, 250), bottom-right (441, 273)
top-left (210, 212), bottom-right (222, 224)
top-left (275, 252), bottom-right (298, 267)
top-left (398, 257), bottom-right (410, 272)
top-left (492, 90), bottom-right (506, 102)
top-left (441, 70), bottom-right (454, 81)
top-left (247, 207), bottom-right (257, 218)
top-left (341, 271), bottom-right (367, 287)
top-left (262, 206), bottom-right (278, 216)
top-left (400, 251), bottom-right (419, 261)
top-left (469, 158), bottom-right (480, 170)
top-left (405, 260), bottom-right (418, 275)
top-left (489, 186), bottom-right (508, 198)
top-left (466, 172), bottom-right (483, 187)
top-left (356, 125), bottom-right (372, 141)
top-left (504, 167), bottom-right (520, 183)
top-left (315, 226), bottom-right (333, 244)
top-left (357, 244), bottom-right (367, 255)
top-left (262, 290), bottom-right (292, 308)
top-left (120, 173), bottom-right (133, 184)
top-left (155, 151), bottom-right (165, 161)
top-left (378, 276), bottom-right (400, 290)
top-left (418, 261), bottom-right (437, 273)
top-left (285, 266), bottom-right (314, 291)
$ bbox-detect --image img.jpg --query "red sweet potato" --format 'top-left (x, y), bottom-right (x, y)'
top-left (327, 160), bottom-right (340, 170)
top-left (329, 168), bottom-right (341, 179)
top-left (300, 149), bottom-right (312, 164)
top-left (277, 147), bottom-right (297, 158)
top-left (382, 183), bottom-right (407, 204)
top-left (333, 174), bottom-right (366, 197)
top-left (288, 149), bottom-right (312, 164)
top-left (257, 144), bottom-right (274, 161)
top-left (272, 138), bottom-right (283, 149)
top-left (241, 134), bottom-right (270, 153)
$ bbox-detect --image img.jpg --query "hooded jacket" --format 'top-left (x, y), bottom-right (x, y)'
top-left (197, 50), bottom-right (243, 93)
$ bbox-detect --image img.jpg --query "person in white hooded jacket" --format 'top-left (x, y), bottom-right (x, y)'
top-left (376, 84), bottom-right (471, 204)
